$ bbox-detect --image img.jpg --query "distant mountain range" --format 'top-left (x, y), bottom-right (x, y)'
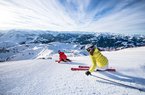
top-left (0, 30), bottom-right (145, 50)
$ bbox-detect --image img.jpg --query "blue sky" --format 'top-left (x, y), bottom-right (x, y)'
top-left (0, 0), bottom-right (145, 34)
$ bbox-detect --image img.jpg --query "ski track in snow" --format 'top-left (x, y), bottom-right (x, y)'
top-left (0, 47), bottom-right (145, 95)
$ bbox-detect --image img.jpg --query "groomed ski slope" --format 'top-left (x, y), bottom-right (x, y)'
top-left (0, 47), bottom-right (145, 95)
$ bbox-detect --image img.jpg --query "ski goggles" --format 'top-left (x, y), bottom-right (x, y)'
top-left (86, 47), bottom-right (93, 52)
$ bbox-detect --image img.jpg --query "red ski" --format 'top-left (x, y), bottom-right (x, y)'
top-left (71, 68), bottom-right (89, 71)
top-left (71, 66), bottom-right (116, 71)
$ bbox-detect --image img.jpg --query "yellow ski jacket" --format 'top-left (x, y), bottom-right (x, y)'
top-left (89, 48), bottom-right (108, 72)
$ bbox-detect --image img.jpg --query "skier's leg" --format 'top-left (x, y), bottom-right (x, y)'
top-left (66, 59), bottom-right (71, 62)
top-left (62, 59), bottom-right (67, 62)
top-left (96, 64), bottom-right (109, 71)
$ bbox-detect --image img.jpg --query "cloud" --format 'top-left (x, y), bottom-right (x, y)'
top-left (0, 0), bottom-right (145, 34)
top-left (86, 0), bottom-right (145, 34)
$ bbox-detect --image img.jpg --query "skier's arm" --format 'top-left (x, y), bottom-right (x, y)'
top-left (89, 57), bottom-right (97, 73)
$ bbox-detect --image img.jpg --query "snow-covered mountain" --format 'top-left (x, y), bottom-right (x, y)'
top-left (0, 30), bottom-right (145, 62)
top-left (0, 30), bottom-right (145, 48)
top-left (0, 42), bottom-right (87, 62)
top-left (0, 46), bottom-right (145, 95)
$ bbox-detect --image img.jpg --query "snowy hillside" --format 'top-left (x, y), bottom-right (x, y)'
top-left (0, 47), bottom-right (145, 95)
top-left (0, 42), bottom-right (86, 62)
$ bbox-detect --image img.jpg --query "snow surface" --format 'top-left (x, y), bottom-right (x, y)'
top-left (0, 47), bottom-right (145, 95)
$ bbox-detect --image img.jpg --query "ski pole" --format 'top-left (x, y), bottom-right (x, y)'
top-left (91, 74), bottom-right (145, 92)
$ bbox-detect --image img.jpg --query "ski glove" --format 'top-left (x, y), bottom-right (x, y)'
top-left (85, 71), bottom-right (91, 76)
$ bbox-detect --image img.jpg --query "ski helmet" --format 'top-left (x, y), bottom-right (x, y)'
top-left (85, 44), bottom-right (95, 50)
top-left (58, 50), bottom-right (61, 53)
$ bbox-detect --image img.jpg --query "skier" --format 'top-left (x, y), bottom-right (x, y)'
top-left (56, 50), bottom-right (71, 63)
top-left (85, 44), bottom-right (109, 76)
